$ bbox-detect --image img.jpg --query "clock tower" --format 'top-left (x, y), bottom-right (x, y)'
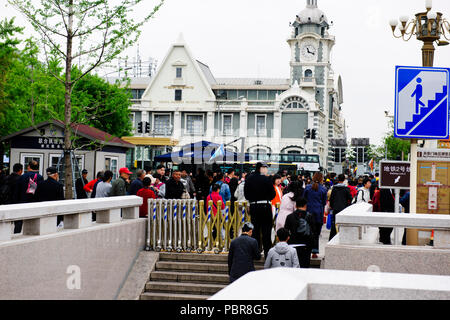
top-left (278, 0), bottom-right (343, 172)
top-left (288, 0), bottom-right (335, 102)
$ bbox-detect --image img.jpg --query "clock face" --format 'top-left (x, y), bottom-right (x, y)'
top-left (300, 42), bottom-right (317, 62)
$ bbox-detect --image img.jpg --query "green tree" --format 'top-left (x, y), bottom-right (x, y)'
top-left (8, 0), bottom-right (164, 198)
top-left (381, 119), bottom-right (411, 161)
top-left (0, 18), bottom-right (24, 129)
top-left (71, 71), bottom-right (132, 138)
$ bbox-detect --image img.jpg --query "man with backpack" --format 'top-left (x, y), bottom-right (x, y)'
top-left (354, 177), bottom-right (372, 204)
top-left (18, 160), bottom-right (44, 204)
top-left (284, 198), bottom-right (315, 268)
top-left (264, 228), bottom-right (300, 269)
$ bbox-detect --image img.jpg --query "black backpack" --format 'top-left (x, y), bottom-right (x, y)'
top-left (296, 213), bottom-right (312, 238)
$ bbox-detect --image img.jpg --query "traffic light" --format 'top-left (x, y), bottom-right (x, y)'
top-left (305, 129), bottom-right (311, 139)
top-left (311, 129), bottom-right (317, 140)
top-left (145, 122), bottom-right (150, 134)
top-left (137, 121), bottom-right (143, 133)
top-left (363, 147), bottom-right (369, 163)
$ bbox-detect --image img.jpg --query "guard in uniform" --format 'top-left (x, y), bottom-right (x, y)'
top-left (244, 162), bottom-right (276, 258)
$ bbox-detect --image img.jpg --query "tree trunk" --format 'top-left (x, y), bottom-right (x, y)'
top-left (64, 1), bottom-right (74, 200)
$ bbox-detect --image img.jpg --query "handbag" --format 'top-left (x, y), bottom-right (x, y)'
top-left (26, 174), bottom-right (38, 195)
top-left (326, 212), bottom-right (333, 230)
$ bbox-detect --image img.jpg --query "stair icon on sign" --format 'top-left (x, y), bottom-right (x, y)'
top-left (397, 85), bottom-right (448, 136)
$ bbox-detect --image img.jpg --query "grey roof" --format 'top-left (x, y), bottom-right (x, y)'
top-left (212, 78), bottom-right (290, 89)
top-left (215, 78), bottom-right (290, 86)
top-left (104, 76), bottom-right (151, 89)
top-left (196, 60), bottom-right (217, 85)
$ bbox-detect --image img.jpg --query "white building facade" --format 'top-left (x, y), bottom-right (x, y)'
top-left (121, 0), bottom-right (346, 172)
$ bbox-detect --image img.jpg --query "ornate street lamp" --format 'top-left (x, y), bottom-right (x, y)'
top-left (388, 0), bottom-right (450, 245)
top-left (389, 0), bottom-right (450, 67)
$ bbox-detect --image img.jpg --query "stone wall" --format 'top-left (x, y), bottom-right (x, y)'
top-left (0, 219), bottom-right (146, 300)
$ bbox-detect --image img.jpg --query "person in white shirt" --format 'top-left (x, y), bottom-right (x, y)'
top-left (95, 170), bottom-right (114, 198)
top-left (355, 177), bottom-right (372, 204)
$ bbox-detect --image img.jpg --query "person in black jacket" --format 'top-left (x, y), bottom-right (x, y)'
top-left (1, 164), bottom-right (23, 233)
top-left (129, 169), bottom-right (146, 196)
top-left (379, 188), bottom-right (395, 245)
top-left (284, 198), bottom-right (315, 268)
top-left (75, 169), bottom-right (89, 199)
top-left (328, 174), bottom-right (353, 240)
top-left (164, 170), bottom-right (185, 199)
top-left (0, 163), bottom-right (23, 205)
top-left (228, 222), bottom-right (261, 283)
top-left (35, 167), bottom-right (65, 226)
top-left (18, 160), bottom-right (44, 204)
top-left (244, 162), bottom-right (276, 258)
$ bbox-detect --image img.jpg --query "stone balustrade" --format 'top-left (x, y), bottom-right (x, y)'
top-left (0, 196), bottom-right (143, 242)
top-left (210, 268), bottom-right (450, 300)
top-left (335, 203), bottom-right (450, 249)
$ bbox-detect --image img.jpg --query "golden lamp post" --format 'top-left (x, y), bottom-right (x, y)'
top-left (389, 0), bottom-right (450, 67)
top-left (389, 0), bottom-right (450, 244)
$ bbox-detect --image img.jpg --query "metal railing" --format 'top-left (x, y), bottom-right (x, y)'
top-left (145, 199), bottom-right (280, 254)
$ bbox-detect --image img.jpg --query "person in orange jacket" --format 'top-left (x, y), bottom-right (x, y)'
top-left (271, 174), bottom-right (283, 207)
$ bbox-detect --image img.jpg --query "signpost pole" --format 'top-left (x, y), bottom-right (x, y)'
top-left (407, 139), bottom-right (419, 245)
top-left (394, 188), bottom-right (401, 245)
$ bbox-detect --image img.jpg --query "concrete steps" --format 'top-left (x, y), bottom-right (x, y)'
top-left (140, 252), bottom-right (322, 300)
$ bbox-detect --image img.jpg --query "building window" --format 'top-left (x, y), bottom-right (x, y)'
top-left (49, 154), bottom-right (85, 184)
top-left (130, 89), bottom-right (144, 100)
top-left (305, 69), bottom-right (313, 78)
top-left (247, 90), bottom-right (257, 100)
top-left (130, 111), bottom-right (142, 133)
top-left (255, 114), bottom-right (267, 137)
top-left (186, 114), bottom-right (204, 136)
top-left (268, 90), bottom-right (277, 100)
top-left (21, 153), bottom-right (44, 176)
top-left (105, 156), bottom-right (119, 180)
top-left (222, 114), bottom-right (233, 136)
top-left (175, 89), bottom-right (182, 101)
top-left (257, 90), bottom-right (268, 100)
top-left (153, 114), bottom-right (172, 135)
top-left (176, 67), bottom-right (182, 78)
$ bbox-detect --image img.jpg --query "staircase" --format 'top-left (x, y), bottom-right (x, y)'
top-left (140, 252), bottom-right (322, 300)
top-left (399, 85), bottom-right (448, 134)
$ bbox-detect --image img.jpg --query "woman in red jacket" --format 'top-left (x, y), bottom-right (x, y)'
top-left (206, 183), bottom-right (225, 217)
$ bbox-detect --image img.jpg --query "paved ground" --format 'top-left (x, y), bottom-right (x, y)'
top-left (318, 226), bottom-right (331, 259)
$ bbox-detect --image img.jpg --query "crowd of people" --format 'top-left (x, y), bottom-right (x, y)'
top-left (1, 160), bottom-right (410, 283)
top-left (227, 165), bottom-right (411, 283)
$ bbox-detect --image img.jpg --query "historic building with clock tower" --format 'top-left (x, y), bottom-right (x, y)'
top-left (115, 0), bottom-right (346, 173)
top-left (276, 0), bottom-right (346, 171)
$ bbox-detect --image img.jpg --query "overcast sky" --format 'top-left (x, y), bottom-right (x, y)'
top-left (3, 0), bottom-right (450, 146)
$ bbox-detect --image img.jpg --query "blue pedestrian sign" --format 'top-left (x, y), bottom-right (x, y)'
top-left (394, 66), bottom-right (450, 139)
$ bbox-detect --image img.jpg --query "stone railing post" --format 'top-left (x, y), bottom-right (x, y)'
top-left (64, 212), bottom-right (93, 229)
top-left (338, 226), bottom-right (360, 245)
top-left (96, 209), bottom-right (121, 223)
top-left (122, 207), bottom-right (139, 220)
top-left (0, 222), bottom-right (11, 241)
top-left (434, 230), bottom-right (450, 249)
top-left (23, 217), bottom-right (58, 236)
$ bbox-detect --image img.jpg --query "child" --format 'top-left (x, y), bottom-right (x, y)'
top-left (264, 228), bottom-right (300, 269)
top-left (284, 198), bottom-right (315, 268)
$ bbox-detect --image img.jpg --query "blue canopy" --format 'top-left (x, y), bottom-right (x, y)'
top-left (154, 141), bottom-right (249, 163)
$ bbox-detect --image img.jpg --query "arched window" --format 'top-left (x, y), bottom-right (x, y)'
top-left (305, 69), bottom-right (313, 78)
top-left (281, 96), bottom-right (308, 110)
